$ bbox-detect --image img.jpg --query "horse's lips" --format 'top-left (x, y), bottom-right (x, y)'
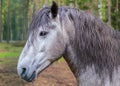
top-left (36, 60), bottom-right (51, 77)
top-left (27, 71), bottom-right (36, 82)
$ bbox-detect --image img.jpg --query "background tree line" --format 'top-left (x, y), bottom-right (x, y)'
top-left (0, 0), bottom-right (119, 43)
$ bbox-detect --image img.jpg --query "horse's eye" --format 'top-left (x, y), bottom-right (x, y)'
top-left (39, 31), bottom-right (48, 36)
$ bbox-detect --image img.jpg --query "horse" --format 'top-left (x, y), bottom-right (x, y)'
top-left (17, 1), bottom-right (120, 86)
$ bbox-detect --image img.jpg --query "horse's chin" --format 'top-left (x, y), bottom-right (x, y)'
top-left (36, 60), bottom-right (51, 78)
top-left (24, 71), bottom-right (36, 82)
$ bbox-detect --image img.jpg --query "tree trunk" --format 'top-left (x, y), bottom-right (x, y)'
top-left (29, 1), bottom-right (34, 22)
top-left (107, 0), bottom-right (111, 25)
top-left (44, 0), bottom-right (50, 6)
top-left (0, 0), bottom-right (2, 42)
top-left (116, 0), bottom-right (118, 29)
top-left (74, 0), bottom-right (78, 8)
top-left (57, 0), bottom-right (60, 6)
top-left (23, 0), bottom-right (29, 40)
top-left (7, 0), bottom-right (11, 43)
top-left (98, 0), bottom-right (102, 19)
top-left (34, 0), bottom-right (39, 11)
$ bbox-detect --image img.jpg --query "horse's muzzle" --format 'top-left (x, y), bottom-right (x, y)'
top-left (17, 66), bottom-right (36, 82)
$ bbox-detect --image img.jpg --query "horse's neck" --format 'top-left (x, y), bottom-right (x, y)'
top-left (78, 65), bottom-right (120, 86)
top-left (63, 44), bottom-right (120, 86)
top-left (62, 11), bottom-right (120, 85)
top-left (63, 45), bottom-right (80, 83)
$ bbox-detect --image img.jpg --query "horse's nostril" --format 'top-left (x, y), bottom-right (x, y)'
top-left (22, 68), bottom-right (26, 75)
top-left (20, 67), bottom-right (28, 77)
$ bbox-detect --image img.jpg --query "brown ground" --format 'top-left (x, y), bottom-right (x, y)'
top-left (0, 57), bottom-right (77, 86)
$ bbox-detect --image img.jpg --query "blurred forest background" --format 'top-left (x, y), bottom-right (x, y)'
top-left (0, 0), bottom-right (120, 86)
top-left (0, 0), bottom-right (119, 43)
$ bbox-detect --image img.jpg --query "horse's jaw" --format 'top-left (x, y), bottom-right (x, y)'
top-left (36, 60), bottom-right (51, 78)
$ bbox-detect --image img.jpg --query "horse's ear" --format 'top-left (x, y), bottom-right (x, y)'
top-left (51, 1), bottom-right (58, 18)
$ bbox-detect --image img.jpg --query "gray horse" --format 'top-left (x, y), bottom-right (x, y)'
top-left (17, 1), bottom-right (120, 86)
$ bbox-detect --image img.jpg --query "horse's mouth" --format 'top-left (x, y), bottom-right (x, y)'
top-left (22, 71), bottom-right (36, 82)
top-left (28, 71), bottom-right (36, 82)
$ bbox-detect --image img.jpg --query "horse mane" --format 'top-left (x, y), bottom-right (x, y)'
top-left (29, 7), bottom-right (51, 31)
top-left (59, 7), bottom-right (120, 80)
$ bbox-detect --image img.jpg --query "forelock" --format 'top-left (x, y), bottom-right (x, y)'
top-left (29, 7), bottom-right (51, 31)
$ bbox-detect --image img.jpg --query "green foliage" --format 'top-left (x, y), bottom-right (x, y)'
top-left (111, 0), bottom-right (120, 30)
top-left (101, 0), bottom-right (107, 22)
top-left (78, 0), bottom-right (92, 9)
